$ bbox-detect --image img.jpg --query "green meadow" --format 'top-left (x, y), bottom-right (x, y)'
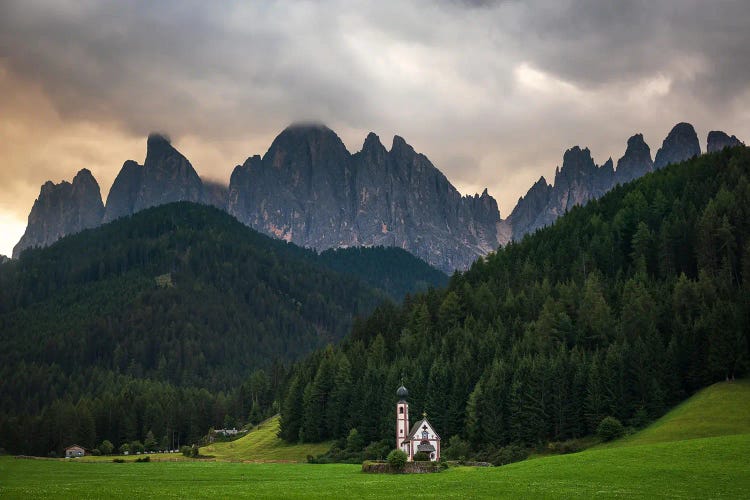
top-left (1, 381), bottom-right (748, 499)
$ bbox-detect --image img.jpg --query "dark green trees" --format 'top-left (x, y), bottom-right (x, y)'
top-left (280, 146), bottom-right (750, 455)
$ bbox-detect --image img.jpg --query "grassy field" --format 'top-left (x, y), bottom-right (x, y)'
top-left (601, 379), bottom-right (750, 448)
top-left (1, 435), bottom-right (748, 498)
top-left (1, 381), bottom-right (748, 498)
top-left (201, 415), bottom-right (332, 462)
top-left (74, 415), bottom-right (331, 464)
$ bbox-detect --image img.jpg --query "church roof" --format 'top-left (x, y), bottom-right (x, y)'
top-left (408, 418), bottom-right (441, 440)
top-left (417, 443), bottom-right (436, 453)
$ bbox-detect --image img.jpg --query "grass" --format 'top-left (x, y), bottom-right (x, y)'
top-left (2, 381), bottom-right (748, 498)
top-left (601, 379), bottom-right (750, 448)
top-left (201, 415), bottom-right (332, 462)
top-left (1, 435), bottom-right (748, 498)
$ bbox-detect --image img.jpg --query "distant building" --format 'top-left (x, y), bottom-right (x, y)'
top-left (65, 445), bottom-right (85, 458)
top-left (395, 385), bottom-right (441, 461)
top-left (214, 428), bottom-right (240, 436)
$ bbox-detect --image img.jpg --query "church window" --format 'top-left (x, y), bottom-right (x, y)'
top-left (399, 407), bottom-right (404, 414)
top-left (400, 429), bottom-right (403, 434)
top-left (422, 430), bottom-right (428, 439)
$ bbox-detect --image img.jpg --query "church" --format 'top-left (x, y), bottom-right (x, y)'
top-left (395, 385), bottom-right (441, 461)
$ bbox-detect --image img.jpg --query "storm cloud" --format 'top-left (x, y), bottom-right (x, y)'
top-left (1, 0), bottom-right (749, 255)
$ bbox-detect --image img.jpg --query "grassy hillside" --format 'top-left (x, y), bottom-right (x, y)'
top-left (4, 384), bottom-right (749, 497)
top-left (603, 379), bottom-right (750, 448)
top-left (201, 415), bottom-right (332, 462)
top-left (2, 433), bottom-right (749, 498)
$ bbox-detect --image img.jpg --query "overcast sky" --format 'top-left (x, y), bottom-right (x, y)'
top-left (1, 0), bottom-right (749, 256)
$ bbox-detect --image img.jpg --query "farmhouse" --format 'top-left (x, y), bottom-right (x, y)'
top-left (65, 445), bottom-right (85, 458)
top-left (395, 385), bottom-right (441, 461)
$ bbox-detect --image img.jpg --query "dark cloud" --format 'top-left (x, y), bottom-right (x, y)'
top-left (0, 0), bottom-right (749, 255)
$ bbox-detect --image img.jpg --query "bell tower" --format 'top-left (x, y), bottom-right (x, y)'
top-left (396, 384), bottom-right (410, 456)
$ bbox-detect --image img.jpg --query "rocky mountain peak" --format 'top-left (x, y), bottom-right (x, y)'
top-left (13, 168), bottom-right (105, 258)
top-left (706, 131), bottom-right (744, 153)
top-left (654, 122), bottom-right (700, 169)
top-left (615, 133), bottom-right (653, 185)
top-left (361, 132), bottom-right (386, 156)
top-left (103, 160), bottom-right (143, 223)
top-left (390, 135), bottom-right (415, 157)
top-left (134, 133), bottom-right (204, 213)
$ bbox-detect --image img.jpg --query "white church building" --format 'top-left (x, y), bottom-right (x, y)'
top-left (395, 385), bottom-right (441, 461)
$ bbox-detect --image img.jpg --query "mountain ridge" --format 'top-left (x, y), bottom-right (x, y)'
top-left (12, 122), bottom-right (745, 269)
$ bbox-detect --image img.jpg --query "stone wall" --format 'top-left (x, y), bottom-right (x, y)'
top-left (361, 461), bottom-right (443, 474)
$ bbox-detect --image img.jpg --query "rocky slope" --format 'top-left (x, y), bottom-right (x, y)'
top-left (503, 123), bottom-right (718, 243)
top-left (654, 122), bottom-right (701, 170)
top-left (13, 169), bottom-right (104, 258)
top-left (14, 121), bottom-right (745, 271)
top-left (228, 124), bottom-right (500, 272)
top-left (504, 147), bottom-right (615, 241)
top-left (707, 131), bottom-right (744, 153)
top-left (104, 134), bottom-right (203, 222)
top-left (615, 133), bottom-right (654, 185)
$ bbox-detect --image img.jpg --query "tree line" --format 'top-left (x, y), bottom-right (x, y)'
top-left (0, 203), bottom-right (443, 455)
top-left (279, 147), bottom-right (750, 457)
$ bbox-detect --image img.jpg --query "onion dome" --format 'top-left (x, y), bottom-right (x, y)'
top-left (396, 385), bottom-right (409, 400)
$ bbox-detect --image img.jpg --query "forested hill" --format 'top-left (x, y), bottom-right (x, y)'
top-left (279, 146), bottom-right (750, 456)
top-left (319, 247), bottom-right (448, 301)
top-left (0, 202), bottom-right (442, 455)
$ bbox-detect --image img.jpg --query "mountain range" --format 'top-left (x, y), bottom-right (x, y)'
top-left (12, 122), bottom-right (744, 271)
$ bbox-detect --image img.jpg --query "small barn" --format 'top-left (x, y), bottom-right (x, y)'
top-left (65, 445), bottom-right (86, 458)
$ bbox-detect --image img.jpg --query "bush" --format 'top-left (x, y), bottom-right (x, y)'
top-left (99, 440), bottom-right (114, 455)
top-left (484, 445), bottom-right (528, 466)
top-left (346, 428), bottom-right (365, 451)
top-left (386, 449), bottom-right (407, 471)
top-left (119, 443), bottom-right (130, 455)
top-left (444, 435), bottom-right (471, 460)
top-left (112, 458), bottom-right (125, 463)
top-left (363, 440), bottom-right (391, 461)
top-left (547, 439), bottom-right (581, 455)
top-left (597, 416), bottom-right (625, 442)
top-left (135, 456), bottom-right (150, 462)
top-left (91, 448), bottom-right (102, 456)
top-left (180, 445), bottom-right (192, 457)
top-left (413, 451), bottom-right (430, 461)
top-left (130, 440), bottom-right (145, 454)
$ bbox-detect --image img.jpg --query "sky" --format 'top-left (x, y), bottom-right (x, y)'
top-left (1, 0), bottom-right (750, 256)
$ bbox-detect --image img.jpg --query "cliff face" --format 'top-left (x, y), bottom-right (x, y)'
top-left (615, 134), bottom-right (653, 185)
top-left (707, 131), bottom-right (744, 153)
top-left (505, 123), bottom-right (707, 242)
top-left (104, 134), bottom-right (204, 223)
top-left (228, 125), bottom-right (501, 272)
top-left (13, 169), bottom-right (104, 258)
top-left (506, 147), bottom-right (614, 240)
top-left (654, 122), bottom-right (701, 170)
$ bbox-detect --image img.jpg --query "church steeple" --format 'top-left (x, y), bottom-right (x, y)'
top-left (395, 384), bottom-right (410, 458)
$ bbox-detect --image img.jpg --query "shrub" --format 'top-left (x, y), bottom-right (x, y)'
top-left (119, 443), bottom-right (130, 455)
top-left (99, 440), bottom-right (114, 455)
top-left (130, 440), bottom-right (145, 454)
top-left (112, 458), bottom-right (125, 463)
top-left (413, 451), bottom-right (430, 461)
top-left (444, 435), bottom-right (471, 460)
top-left (547, 439), bottom-right (581, 455)
top-left (135, 456), bottom-right (150, 462)
top-left (363, 440), bottom-right (391, 461)
top-left (180, 445), bottom-right (192, 457)
top-left (487, 445), bottom-right (528, 466)
top-left (91, 448), bottom-right (102, 456)
top-left (386, 449), bottom-right (407, 471)
top-left (346, 428), bottom-right (365, 451)
top-left (597, 416), bottom-right (625, 442)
